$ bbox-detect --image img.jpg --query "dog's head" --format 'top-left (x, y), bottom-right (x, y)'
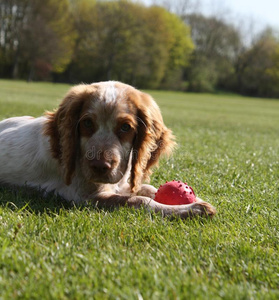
top-left (44, 81), bottom-right (175, 192)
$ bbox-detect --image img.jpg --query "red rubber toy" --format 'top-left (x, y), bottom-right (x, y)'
top-left (154, 180), bottom-right (197, 205)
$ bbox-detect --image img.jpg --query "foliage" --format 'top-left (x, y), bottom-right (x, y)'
top-left (181, 13), bottom-right (279, 98)
top-left (1, 0), bottom-right (279, 97)
top-left (265, 44), bottom-right (279, 95)
top-left (0, 0), bottom-right (75, 80)
top-left (234, 29), bottom-right (279, 98)
top-left (0, 80), bottom-right (279, 298)
top-left (65, 0), bottom-right (193, 88)
top-left (184, 14), bottom-right (242, 93)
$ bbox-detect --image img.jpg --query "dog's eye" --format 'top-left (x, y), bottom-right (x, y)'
top-left (83, 119), bottom-right (93, 128)
top-left (120, 123), bottom-right (131, 132)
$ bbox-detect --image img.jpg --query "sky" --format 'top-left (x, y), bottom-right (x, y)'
top-left (207, 0), bottom-right (279, 30)
top-left (141, 0), bottom-right (279, 31)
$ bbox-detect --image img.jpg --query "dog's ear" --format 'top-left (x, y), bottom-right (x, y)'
top-left (130, 92), bottom-right (176, 193)
top-left (44, 85), bottom-right (95, 185)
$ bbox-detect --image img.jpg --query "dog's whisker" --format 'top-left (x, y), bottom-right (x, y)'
top-left (136, 116), bottom-right (147, 129)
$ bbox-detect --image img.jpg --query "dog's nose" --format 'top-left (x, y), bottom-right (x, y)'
top-left (89, 159), bottom-right (112, 173)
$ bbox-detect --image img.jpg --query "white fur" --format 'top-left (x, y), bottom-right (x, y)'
top-left (100, 81), bottom-right (118, 104)
top-left (0, 116), bottom-right (127, 203)
top-left (0, 82), bottom-right (216, 218)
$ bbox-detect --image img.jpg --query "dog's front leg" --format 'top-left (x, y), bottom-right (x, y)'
top-left (136, 184), bottom-right (157, 199)
top-left (128, 196), bottom-right (216, 218)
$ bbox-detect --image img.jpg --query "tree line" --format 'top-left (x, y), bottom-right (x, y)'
top-left (1, 0), bottom-right (279, 98)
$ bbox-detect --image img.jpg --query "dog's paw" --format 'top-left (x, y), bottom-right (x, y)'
top-left (137, 184), bottom-right (157, 199)
top-left (184, 201), bottom-right (216, 218)
top-left (127, 195), bottom-right (152, 209)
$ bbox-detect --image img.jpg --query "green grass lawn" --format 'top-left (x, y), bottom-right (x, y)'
top-left (0, 79), bottom-right (278, 299)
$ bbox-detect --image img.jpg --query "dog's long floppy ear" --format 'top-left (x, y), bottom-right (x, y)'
top-left (44, 85), bottom-right (94, 185)
top-left (130, 92), bottom-right (176, 193)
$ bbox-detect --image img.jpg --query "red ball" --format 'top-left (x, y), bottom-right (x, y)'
top-left (154, 180), bottom-right (197, 205)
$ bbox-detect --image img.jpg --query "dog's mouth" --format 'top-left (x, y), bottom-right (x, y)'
top-left (88, 171), bottom-right (123, 185)
top-left (82, 153), bottom-right (129, 185)
top-left (85, 162), bottom-right (125, 185)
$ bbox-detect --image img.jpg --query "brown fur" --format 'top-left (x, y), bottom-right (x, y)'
top-left (44, 84), bottom-right (175, 191)
top-left (129, 91), bottom-right (176, 192)
top-left (1, 81), bottom-right (216, 218)
top-left (44, 85), bottom-right (99, 185)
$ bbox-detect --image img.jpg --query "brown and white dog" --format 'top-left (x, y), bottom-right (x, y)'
top-left (0, 81), bottom-right (216, 218)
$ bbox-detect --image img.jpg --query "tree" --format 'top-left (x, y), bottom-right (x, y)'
top-left (0, 0), bottom-right (29, 78)
top-left (146, 0), bottom-right (201, 15)
top-left (265, 44), bottom-right (279, 97)
top-left (65, 0), bottom-right (193, 88)
top-left (0, 0), bottom-right (75, 80)
top-left (183, 14), bottom-right (242, 92)
top-left (234, 28), bottom-right (279, 97)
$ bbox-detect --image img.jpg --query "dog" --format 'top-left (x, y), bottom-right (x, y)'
top-left (0, 81), bottom-right (216, 218)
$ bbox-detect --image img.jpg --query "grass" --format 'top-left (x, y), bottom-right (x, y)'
top-left (0, 79), bottom-right (278, 299)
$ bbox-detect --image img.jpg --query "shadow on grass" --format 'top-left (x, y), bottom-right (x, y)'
top-left (0, 184), bottom-right (130, 216)
top-left (0, 185), bottom-right (215, 224)
top-left (0, 184), bottom-right (75, 214)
